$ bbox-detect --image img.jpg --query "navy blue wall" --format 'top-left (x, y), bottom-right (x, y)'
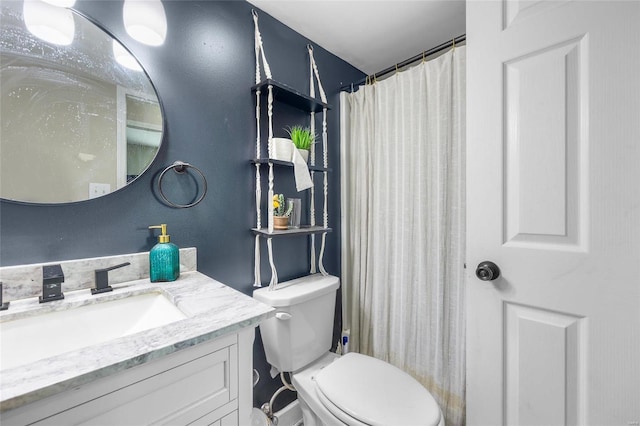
top-left (0, 0), bottom-right (364, 410)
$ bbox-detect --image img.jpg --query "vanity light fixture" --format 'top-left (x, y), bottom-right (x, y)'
top-left (123, 0), bottom-right (167, 46)
top-left (23, 0), bottom-right (75, 46)
top-left (113, 40), bottom-right (143, 71)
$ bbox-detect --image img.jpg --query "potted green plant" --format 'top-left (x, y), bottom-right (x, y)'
top-left (272, 193), bottom-right (293, 229)
top-left (286, 125), bottom-right (315, 163)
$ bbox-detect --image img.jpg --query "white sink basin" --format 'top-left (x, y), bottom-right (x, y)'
top-left (0, 292), bottom-right (186, 371)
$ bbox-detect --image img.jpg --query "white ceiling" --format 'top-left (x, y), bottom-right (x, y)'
top-left (246, 0), bottom-right (466, 75)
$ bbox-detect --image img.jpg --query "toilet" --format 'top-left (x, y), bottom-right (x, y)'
top-left (254, 274), bottom-right (444, 426)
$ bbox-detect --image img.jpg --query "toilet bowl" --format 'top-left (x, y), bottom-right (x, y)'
top-left (253, 274), bottom-right (444, 426)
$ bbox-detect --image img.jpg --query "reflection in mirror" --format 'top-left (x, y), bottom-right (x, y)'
top-left (0, 0), bottom-right (164, 204)
top-left (119, 90), bottom-right (162, 185)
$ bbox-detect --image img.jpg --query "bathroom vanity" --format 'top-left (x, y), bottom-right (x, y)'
top-left (0, 250), bottom-right (274, 425)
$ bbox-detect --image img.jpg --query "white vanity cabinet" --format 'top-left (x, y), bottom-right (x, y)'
top-left (2, 329), bottom-right (255, 426)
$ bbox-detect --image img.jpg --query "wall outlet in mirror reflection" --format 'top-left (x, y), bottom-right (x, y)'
top-left (89, 183), bottom-right (111, 199)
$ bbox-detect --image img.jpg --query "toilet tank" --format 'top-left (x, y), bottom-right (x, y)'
top-left (253, 274), bottom-right (340, 372)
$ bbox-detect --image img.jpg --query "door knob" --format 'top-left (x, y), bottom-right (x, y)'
top-left (475, 261), bottom-right (500, 281)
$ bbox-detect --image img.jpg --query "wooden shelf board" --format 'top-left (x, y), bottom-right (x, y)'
top-left (251, 158), bottom-right (330, 172)
top-left (251, 79), bottom-right (332, 112)
top-left (251, 226), bottom-right (332, 237)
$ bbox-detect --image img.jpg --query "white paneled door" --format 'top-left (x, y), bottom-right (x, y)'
top-left (467, 1), bottom-right (640, 425)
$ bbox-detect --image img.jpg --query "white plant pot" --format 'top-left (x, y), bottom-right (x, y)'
top-left (270, 138), bottom-right (294, 161)
top-left (297, 149), bottom-right (309, 163)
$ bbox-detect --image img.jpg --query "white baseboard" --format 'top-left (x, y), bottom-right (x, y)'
top-left (273, 399), bottom-right (303, 426)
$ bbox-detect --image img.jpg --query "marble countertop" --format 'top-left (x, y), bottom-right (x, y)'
top-left (0, 271), bottom-right (274, 412)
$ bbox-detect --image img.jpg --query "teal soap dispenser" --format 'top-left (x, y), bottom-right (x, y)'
top-left (149, 224), bottom-right (180, 282)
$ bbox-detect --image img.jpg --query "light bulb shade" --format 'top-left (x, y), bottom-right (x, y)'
top-left (112, 40), bottom-right (143, 71)
top-left (123, 0), bottom-right (167, 46)
top-left (23, 0), bottom-right (75, 46)
top-left (41, 0), bottom-right (76, 7)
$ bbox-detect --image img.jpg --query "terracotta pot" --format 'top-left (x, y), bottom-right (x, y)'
top-left (273, 215), bottom-right (289, 230)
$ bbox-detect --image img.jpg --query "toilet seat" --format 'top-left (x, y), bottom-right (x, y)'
top-left (314, 353), bottom-right (441, 426)
top-left (315, 388), bottom-right (369, 426)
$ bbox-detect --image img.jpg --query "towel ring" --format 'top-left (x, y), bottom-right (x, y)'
top-left (157, 161), bottom-right (207, 208)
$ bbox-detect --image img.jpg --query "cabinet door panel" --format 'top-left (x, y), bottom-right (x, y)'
top-left (36, 346), bottom-right (233, 425)
top-left (220, 411), bottom-right (238, 426)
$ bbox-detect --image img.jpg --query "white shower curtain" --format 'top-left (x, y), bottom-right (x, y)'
top-left (340, 46), bottom-right (466, 425)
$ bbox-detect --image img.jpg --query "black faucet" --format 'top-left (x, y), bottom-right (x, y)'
top-left (0, 282), bottom-right (8, 310)
top-left (92, 262), bottom-right (131, 295)
top-left (40, 264), bottom-right (65, 303)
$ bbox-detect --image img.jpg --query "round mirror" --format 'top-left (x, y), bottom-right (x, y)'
top-left (0, 1), bottom-right (164, 204)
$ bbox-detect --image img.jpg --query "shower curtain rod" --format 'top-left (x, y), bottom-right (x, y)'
top-left (340, 34), bottom-right (466, 92)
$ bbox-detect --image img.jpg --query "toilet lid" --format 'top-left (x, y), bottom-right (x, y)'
top-left (314, 353), bottom-right (441, 426)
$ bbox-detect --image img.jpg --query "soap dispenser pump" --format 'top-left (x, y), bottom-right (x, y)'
top-left (149, 224), bottom-right (180, 282)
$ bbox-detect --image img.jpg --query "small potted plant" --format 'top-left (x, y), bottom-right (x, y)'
top-left (286, 125), bottom-right (315, 163)
top-left (273, 194), bottom-right (293, 229)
